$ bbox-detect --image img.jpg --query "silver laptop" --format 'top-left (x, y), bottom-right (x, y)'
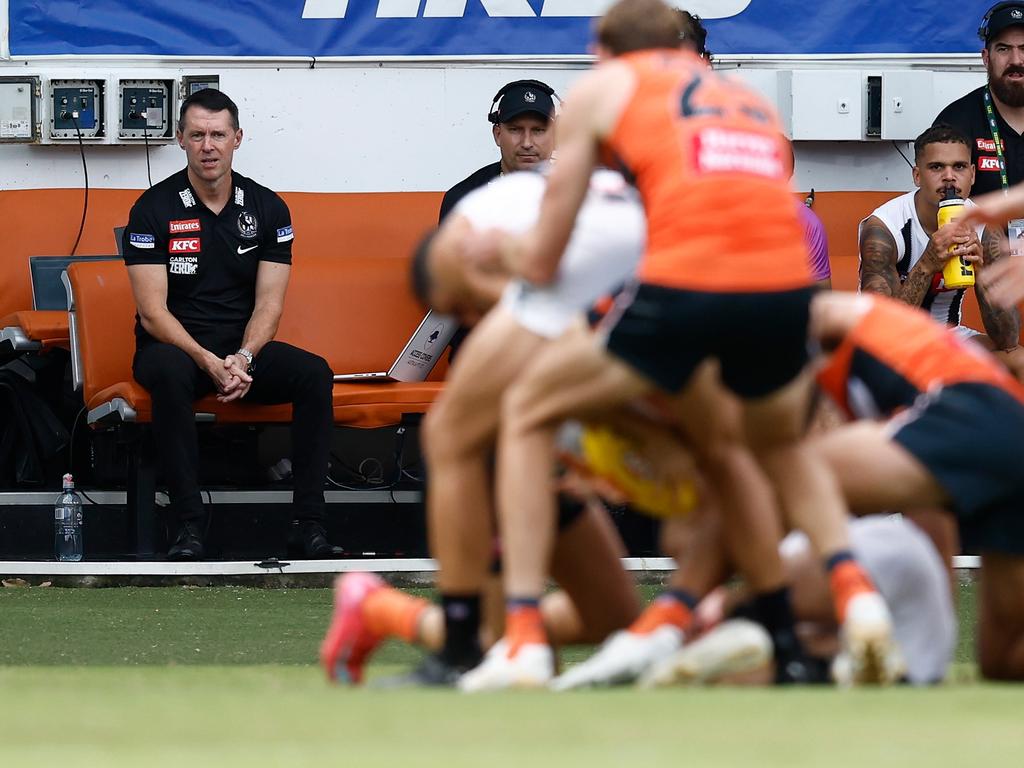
top-left (334, 310), bottom-right (457, 383)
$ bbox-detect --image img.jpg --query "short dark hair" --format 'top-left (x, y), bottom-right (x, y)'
top-left (914, 123), bottom-right (971, 163)
top-left (410, 229), bottom-right (438, 308)
top-left (677, 10), bottom-right (711, 61)
top-left (178, 88), bottom-right (240, 133)
top-left (596, 0), bottom-right (685, 56)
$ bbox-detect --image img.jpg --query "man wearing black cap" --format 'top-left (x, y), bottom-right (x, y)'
top-left (438, 79), bottom-right (557, 222)
top-left (935, 2), bottom-right (1024, 198)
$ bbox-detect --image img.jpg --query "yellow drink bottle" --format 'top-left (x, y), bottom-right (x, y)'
top-left (938, 187), bottom-right (975, 288)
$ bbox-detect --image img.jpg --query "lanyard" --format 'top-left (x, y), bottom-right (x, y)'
top-left (984, 87), bottom-right (1011, 192)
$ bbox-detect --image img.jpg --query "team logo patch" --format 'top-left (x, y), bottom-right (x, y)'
top-left (169, 237), bottom-right (201, 253)
top-left (169, 256), bottom-right (198, 275)
top-left (179, 188), bottom-right (196, 208)
top-left (276, 225), bottom-right (294, 243)
top-left (979, 156), bottom-right (1002, 171)
top-left (692, 128), bottom-right (784, 179)
top-left (524, 91), bottom-right (537, 103)
top-left (234, 187), bottom-right (245, 207)
top-left (129, 233), bottom-right (155, 249)
top-left (977, 138), bottom-right (998, 152)
top-left (1014, 9), bottom-right (1023, 19)
top-left (169, 219), bottom-right (201, 234)
top-left (237, 211), bottom-right (259, 239)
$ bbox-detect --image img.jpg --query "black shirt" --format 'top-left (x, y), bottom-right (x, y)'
top-left (438, 162), bottom-right (502, 223)
top-left (123, 168), bottom-right (293, 355)
top-left (935, 85), bottom-right (1024, 197)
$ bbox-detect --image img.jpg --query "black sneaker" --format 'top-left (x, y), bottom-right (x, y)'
top-left (370, 653), bottom-right (478, 689)
top-left (295, 521), bottom-right (345, 559)
top-left (771, 627), bottom-right (815, 685)
top-left (167, 520), bottom-right (205, 561)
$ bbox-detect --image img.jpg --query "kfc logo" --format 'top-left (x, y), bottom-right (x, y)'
top-left (169, 237), bottom-right (201, 252)
top-left (169, 219), bottom-right (201, 234)
top-left (979, 156), bottom-right (1002, 172)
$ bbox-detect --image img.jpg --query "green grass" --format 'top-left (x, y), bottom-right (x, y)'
top-left (0, 581), bottom-right (1015, 768)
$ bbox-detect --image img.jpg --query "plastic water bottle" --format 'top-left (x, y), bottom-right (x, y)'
top-left (55, 473), bottom-right (83, 562)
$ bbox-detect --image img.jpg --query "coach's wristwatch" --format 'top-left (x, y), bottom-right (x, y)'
top-left (236, 348), bottom-right (254, 374)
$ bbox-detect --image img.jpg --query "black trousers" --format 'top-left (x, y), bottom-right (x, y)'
top-left (133, 340), bottom-right (333, 524)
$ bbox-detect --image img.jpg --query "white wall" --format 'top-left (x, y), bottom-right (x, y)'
top-left (0, 56), bottom-right (987, 195)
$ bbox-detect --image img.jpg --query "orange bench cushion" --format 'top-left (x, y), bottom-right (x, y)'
top-left (0, 310), bottom-right (70, 349)
top-left (88, 380), bottom-right (443, 428)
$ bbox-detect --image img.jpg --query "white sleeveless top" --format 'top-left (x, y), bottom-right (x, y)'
top-left (859, 190), bottom-right (983, 328)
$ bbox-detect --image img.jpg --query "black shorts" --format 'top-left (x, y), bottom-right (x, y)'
top-left (891, 383), bottom-right (1024, 556)
top-left (602, 283), bottom-right (813, 398)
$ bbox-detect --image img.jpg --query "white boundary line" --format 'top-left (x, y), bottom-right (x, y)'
top-left (0, 555), bottom-right (981, 577)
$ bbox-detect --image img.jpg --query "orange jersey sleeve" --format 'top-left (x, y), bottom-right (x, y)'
top-left (604, 51), bottom-right (811, 293)
top-left (819, 296), bottom-right (1024, 413)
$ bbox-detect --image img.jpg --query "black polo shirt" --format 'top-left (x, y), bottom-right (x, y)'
top-left (438, 162), bottom-right (502, 223)
top-left (935, 85), bottom-right (1024, 197)
top-left (123, 168), bottom-right (293, 355)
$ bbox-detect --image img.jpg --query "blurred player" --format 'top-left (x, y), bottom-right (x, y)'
top-left (806, 291), bottom-right (1024, 680)
top-left (461, 0), bottom-right (892, 691)
top-left (322, 165), bottom-right (648, 684)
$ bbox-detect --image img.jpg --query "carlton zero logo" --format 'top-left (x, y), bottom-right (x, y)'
top-left (301, 0), bottom-right (751, 19)
top-left (169, 219), bottom-right (201, 234)
top-left (693, 128), bottom-right (785, 179)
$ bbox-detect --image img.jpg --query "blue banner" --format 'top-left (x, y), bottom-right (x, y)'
top-left (8, 1), bottom-right (991, 58)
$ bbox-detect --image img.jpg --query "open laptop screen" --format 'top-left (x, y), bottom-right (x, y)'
top-left (29, 255), bottom-right (120, 311)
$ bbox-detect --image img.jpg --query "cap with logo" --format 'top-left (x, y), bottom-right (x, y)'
top-left (487, 80), bottom-right (557, 124)
top-left (980, 1), bottom-right (1024, 43)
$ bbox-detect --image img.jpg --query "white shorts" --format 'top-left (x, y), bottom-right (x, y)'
top-left (782, 515), bottom-right (956, 685)
top-left (456, 168), bottom-right (646, 340)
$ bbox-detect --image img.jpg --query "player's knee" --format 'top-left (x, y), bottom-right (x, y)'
top-left (422, 404), bottom-right (464, 462)
top-left (298, 353), bottom-right (332, 397)
top-left (136, 345), bottom-right (195, 399)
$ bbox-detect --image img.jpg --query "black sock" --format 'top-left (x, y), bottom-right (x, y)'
top-left (663, 589), bottom-right (699, 611)
top-left (440, 593), bottom-right (482, 667)
top-left (751, 586), bottom-right (797, 636)
top-left (824, 549), bottom-right (855, 573)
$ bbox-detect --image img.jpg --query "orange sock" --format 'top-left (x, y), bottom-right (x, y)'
top-left (829, 560), bottom-right (878, 623)
top-left (362, 586), bottom-right (430, 643)
top-left (505, 605), bottom-right (547, 657)
top-left (629, 597), bottom-right (692, 635)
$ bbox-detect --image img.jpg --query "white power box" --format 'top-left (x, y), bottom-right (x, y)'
top-left (0, 77), bottom-right (40, 143)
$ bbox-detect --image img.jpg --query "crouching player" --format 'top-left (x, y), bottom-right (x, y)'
top-left (808, 292), bottom-right (1024, 680)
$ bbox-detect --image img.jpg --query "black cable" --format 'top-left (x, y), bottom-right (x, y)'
top-left (67, 405), bottom-right (87, 473)
top-left (893, 140), bottom-right (914, 170)
top-left (69, 114), bottom-right (89, 257)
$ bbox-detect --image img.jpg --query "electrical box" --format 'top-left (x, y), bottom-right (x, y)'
top-left (789, 70), bottom-right (863, 141)
top-left (181, 74), bottom-right (220, 97)
top-left (49, 80), bottom-right (104, 140)
top-left (118, 79), bottom-right (173, 140)
top-left (881, 71), bottom-right (936, 141)
top-left (0, 77), bottom-right (40, 143)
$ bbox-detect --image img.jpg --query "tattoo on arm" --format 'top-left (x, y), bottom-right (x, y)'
top-left (858, 218), bottom-right (898, 297)
top-left (978, 227), bottom-right (1021, 350)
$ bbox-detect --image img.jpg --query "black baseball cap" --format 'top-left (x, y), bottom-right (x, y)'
top-left (981, 2), bottom-right (1024, 43)
top-left (489, 82), bottom-right (556, 124)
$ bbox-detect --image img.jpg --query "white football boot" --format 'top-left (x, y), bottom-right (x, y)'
top-left (833, 591), bottom-right (905, 686)
top-left (640, 619), bottom-right (773, 688)
top-left (457, 639), bottom-right (555, 692)
top-left (550, 625), bottom-right (683, 691)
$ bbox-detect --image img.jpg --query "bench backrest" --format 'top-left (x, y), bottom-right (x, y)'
top-left (67, 254), bottom-right (444, 405)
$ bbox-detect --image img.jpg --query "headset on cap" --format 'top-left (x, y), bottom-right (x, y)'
top-left (487, 79), bottom-right (561, 124)
top-left (980, 1), bottom-right (1024, 41)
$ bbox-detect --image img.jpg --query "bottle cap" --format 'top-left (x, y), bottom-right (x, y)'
top-left (62, 473), bottom-right (74, 489)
